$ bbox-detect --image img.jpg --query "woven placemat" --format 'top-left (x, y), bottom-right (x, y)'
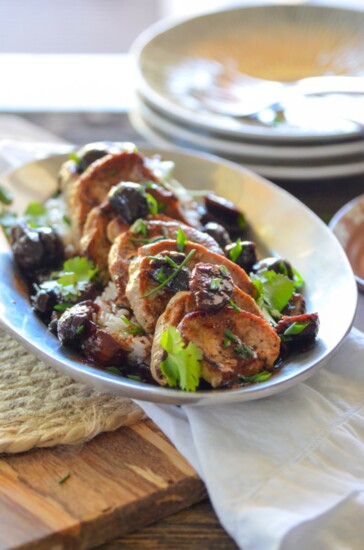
top-left (0, 328), bottom-right (145, 454)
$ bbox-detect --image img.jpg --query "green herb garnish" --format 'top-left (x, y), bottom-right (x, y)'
top-left (210, 277), bottom-right (222, 290)
top-left (0, 184), bottom-right (13, 205)
top-left (57, 471), bottom-right (71, 484)
top-left (251, 270), bottom-right (295, 322)
top-left (280, 321), bottom-right (309, 342)
top-left (127, 374), bottom-right (143, 382)
top-left (53, 302), bottom-right (74, 313)
top-left (292, 268), bottom-right (305, 291)
top-left (176, 227), bottom-right (187, 252)
top-left (63, 214), bottom-right (71, 226)
top-left (228, 238), bottom-right (243, 263)
top-left (220, 265), bottom-right (229, 276)
top-left (40, 257), bottom-right (98, 306)
top-left (239, 371), bottom-right (272, 384)
top-left (69, 151), bottom-right (80, 165)
top-left (142, 249), bottom-right (196, 298)
top-left (131, 218), bottom-right (148, 236)
top-left (237, 212), bottom-right (246, 230)
top-left (145, 193), bottom-right (159, 215)
top-left (160, 326), bottom-right (202, 392)
top-left (106, 366), bottom-right (122, 376)
top-left (120, 316), bottom-right (145, 336)
top-left (229, 299), bottom-right (241, 313)
top-left (223, 329), bottom-right (256, 359)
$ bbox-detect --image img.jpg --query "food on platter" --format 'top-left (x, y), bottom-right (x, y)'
top-left (0, 142), bottom-right (319, 392)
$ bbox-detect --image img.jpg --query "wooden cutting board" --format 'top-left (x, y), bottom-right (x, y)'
top-left (0, 419), bottom-right (205, 549)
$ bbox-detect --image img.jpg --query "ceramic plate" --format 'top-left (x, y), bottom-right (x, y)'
top-left (131, 2), bottom-right (364, 142)
top-left (329, 194), bottom-right (364, 291)
top-left (136, 95), bottom-right (364, 162)
top-left (0, 148), bottom-right (358, 405)
top-left (129, 109), bottom-right (364, 181)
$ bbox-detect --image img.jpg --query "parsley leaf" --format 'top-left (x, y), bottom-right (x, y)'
top-left (40, 257), bottom-right (98, 304)
top-left (160, 327), bottom-right (202, 391)
top-left (251, 270), bottom-right (295, 321)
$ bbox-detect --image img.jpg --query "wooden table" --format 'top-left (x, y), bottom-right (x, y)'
top-left (4, 111), bottom-right (364, 549)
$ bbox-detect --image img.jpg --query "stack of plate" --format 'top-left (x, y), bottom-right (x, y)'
top-left (129, 2), bottom-right (364, 182)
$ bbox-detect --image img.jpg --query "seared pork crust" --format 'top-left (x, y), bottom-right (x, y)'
top-left (69, 151), bottom-right (159, 240)
top-left (109, 222), bottom-right (222, 303)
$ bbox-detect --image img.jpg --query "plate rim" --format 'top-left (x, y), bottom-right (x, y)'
top-left (131, 1), bottom-right (364, 143)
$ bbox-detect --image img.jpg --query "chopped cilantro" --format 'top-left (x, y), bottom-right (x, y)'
top-left (131, 218), bottom-right (148, 236)
top-left (24, 201), bottom-right (47, 218)
top-left (106, 366), bottom-right (122, 376)
top-left (239, 371), bottom-right (272, 384)
top-left (220, 265), bottom-right (229, 276)
top-left (229, 299), bottom-right (241, 313)
top-left (0, 211), bottom-right (17, 234)
top-left (234, 343), bottom-right (256, 359)
top-left (280, 321), bottom-right (310, 342)
top-left (228, 238), bottom-right (243, 263)
top-left (210, 277), bottom-right (222, 290)
top-left (75, 325), bottom-right (84, 335)
top-left (0, 184), bottom-right (13, 205)
top-left (40, 256), bottom-right (98, 305)
top-left (251, 270), bottom-right (295, 322)
top-left (292, 268), bottom-right (305, 291)
top-left (63, 214), bottom-right (71, 226)
top-left (283, 321), bottom-right (309, 336)
top-left (176, 227), bottom-right (187, 252)
top-left (69, 151), bottom-right (80, 165)
top-left (145, 193), bottom-right (159, 215)
top-left (142, 249), bottom-right (196, 298)
top-left (120, 316), bottom-right (145, 336)
top-left (23, 201), bottom-right (49, 227)
top-left (223, 329), bottom-right (256, 359)
top-left (160, 327), bottom-right (202, 392)
top-left (237, 212), bottom-right (246, 230)
top-left (53, 302), bottom-right (74, 313)
top-left (127, 374), bottom-right (143, 382)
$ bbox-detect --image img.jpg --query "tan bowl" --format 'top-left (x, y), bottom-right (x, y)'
top-left (330, 194), bottom-right (364, 292)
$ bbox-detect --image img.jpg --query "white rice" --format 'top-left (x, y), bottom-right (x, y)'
top-left (44, 195), bottom-right (75, 249)
top-left (94, 282), bottom-right (151, 365)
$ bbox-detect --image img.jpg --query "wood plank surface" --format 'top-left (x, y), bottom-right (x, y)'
top-left (0, 420), bottom-right (206, 550)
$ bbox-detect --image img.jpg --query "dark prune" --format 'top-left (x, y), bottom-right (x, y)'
top-left (225, 240), bottom-right (257, 273)
top-left (108, 182), bottom-right (148, 223)
top-left (75, 142), bottom-right (113, 173)
top-left (149, 252), bottom-right (190, 293)
top-left (82, 329), bottom-right (126, 366)
top-left (57, 301), bottom-right (98, 350)
top-left (200, 222), bottom-right (231, 248)
top-left (252, 257), bottom-right (294, 279)
top-left (282, 293), bottom-right (306, 316)
top-left (276, 313), bottom-right (319, 350)
top-left (10, 223), bottom-right (64, 275)
top-left (190, 263), bottom-right (234, 312)
top-left (202, 193), bottom-right (246, 237)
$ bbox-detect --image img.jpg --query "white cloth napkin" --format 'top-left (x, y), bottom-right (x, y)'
top-left (1, 116), bottom-right (364, 550)
top-left (138, 325), bottom-right (364, 550)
